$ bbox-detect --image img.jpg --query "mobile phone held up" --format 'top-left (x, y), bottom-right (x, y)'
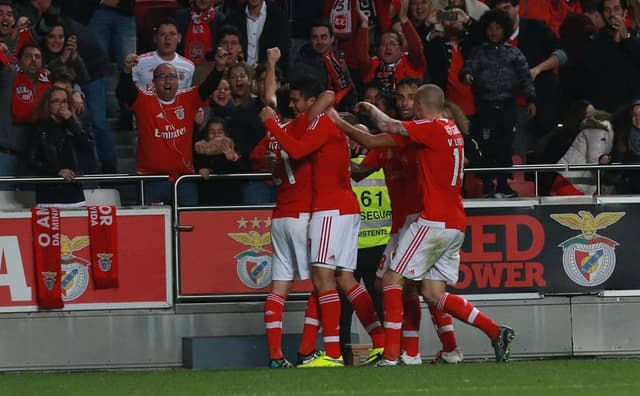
top-left (438, 10), bottom-right (458, 22)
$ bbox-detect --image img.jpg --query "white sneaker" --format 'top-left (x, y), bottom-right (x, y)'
top-left (400, 351), bottom-right (423, 365)
top-left (441, 348), bottom-right (464, 364)
top-left (434, 348), bottom-right (463, 364)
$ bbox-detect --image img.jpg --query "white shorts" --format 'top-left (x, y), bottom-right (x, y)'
top-left (271, 213), bottom-right (311, 281)
top-left (376, 233), bottom-right (398, 278)
top-left (309, 210), bottom-right (360, 271)
top-left (376, 213), bottom-right (419, 278)
top-left (389, 217), bottom-right (465, 284)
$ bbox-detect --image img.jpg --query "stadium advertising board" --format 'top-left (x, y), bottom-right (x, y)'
top-left (0, 209), bottom-right (172, 312)
top-left (457, 204), bottom-right (637, 294)
top-left (180, 204), bottom-right (639, 297)
top-left (179, 210), bottom-right (313, 295)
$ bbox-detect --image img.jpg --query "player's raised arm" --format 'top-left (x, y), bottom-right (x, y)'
top-left (355, 102), bottom-right (409, 136)
top-left (308, 90), bottom-right (335, 121)
top-left (264, 47), bottom-right (281, 109)
top-left (259, 106), bottom-right (329, 160)
top-left (327, 108), bottom-right (398, 149)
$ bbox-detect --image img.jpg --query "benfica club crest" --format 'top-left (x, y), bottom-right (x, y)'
top-left (97, 253), bottom-right (113, 272)
top-left (174, 106), bottom-right (185, 120)
top-left (41, 271), bottom-right (58, 291)
top-left (60, 235), bottom-right (90, 301)
top-left (550, 211), bottom-right (625, 287)
top-left (228, 218), bottom-right (272, 289)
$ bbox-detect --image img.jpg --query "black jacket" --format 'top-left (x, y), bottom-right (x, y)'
top-left (224, 1), bottom-right (291, 72)
top-left (27, 118), bottom-right (92, 204)
top-left (583, 28), bottom-right (640, 113)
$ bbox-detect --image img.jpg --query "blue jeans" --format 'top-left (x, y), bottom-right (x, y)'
top-left (143, 180), bottom-right (199, 206)
top-left (88, 7), bottom-right (137, 67)
top-left (242, 181), bottom-right (276, 204)
top-left (0, 152), bottom-right (17, 191)
top-left (82, 77), bottom-right (117, 172)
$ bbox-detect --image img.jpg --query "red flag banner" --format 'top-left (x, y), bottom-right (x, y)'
top-left (88, 205), bottom-right (119, 289)
top-left (31, 207), bottom-right (63, 309)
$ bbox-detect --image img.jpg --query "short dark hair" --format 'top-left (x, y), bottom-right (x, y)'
top-left (216, 24), bottom-right (243, 45)
top-left (290, 76), bottom-right (324, 100)
top-left (276, 86), bottom-right (295, 120)
top-left (310, 18), bottom-right (333, 36)
top-left (397, 77), bottom-right (422, 90)
top-left (478, 9), bottom-right (514, 42)
top-left (17, 41), bottom-right (41, 60)
top-left (0, 0), bottom-right (15, 14)
top-left (487, 0), bottom-right (518, 7)
top-left (50, 68), bottom-right (77, 85)
top-left (154, 17), bottom-right (178, 32)
top-left (599, 0), bottom-right (627, 13)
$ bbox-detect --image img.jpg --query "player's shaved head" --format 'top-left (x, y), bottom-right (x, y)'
top-left (415, 84), bottom-right (445, 111)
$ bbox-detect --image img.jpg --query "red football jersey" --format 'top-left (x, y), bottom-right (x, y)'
top-left (362, 146), bottom-right (421, 233)
top-left (266, 113), bottom-right (312, 218)
top-left (264, 114), bottom-right (360, 215)
top-left (397, 118), bottom-right (466, 231)
top-left (132, 87), bottom-right (203, 180)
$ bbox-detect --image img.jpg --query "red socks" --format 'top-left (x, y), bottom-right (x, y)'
top-left (401, 293), bottom-right (421, 356)
top-left (429, 305), bottom-right (458, 352)
top-left (346, 284), bottom-right (385, 348)
top-left (264, 293), bottom-right (285, 360)
top-left (382, 285), bottom-right (403, 361)
top-left (298, 292), bottom-right (320, 356)
top-left (318, 290), bottom-right (342, 358)
top-left (436, 292), bottom-right (499, 340)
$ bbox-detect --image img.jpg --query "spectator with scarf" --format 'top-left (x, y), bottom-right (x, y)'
top-left (177, 0), bottom-right (225, 65)
top-left (292, 18), bottom-right (356, 111)
top-left (16, 3), bottom-right (116, 173)
top-left (0, 42), bottom-right (49, 184)
top-left (356, 0), bottom-right (426, 99)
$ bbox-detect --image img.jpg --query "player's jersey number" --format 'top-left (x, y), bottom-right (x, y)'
top-left (451, 147), bottom-right (464, 187)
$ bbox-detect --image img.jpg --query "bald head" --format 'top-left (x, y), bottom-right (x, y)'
top-left (414, 84), bottom-right (445, 119)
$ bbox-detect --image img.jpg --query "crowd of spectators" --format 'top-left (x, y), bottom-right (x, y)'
top-left (1, 0), bottom-right (639, 204)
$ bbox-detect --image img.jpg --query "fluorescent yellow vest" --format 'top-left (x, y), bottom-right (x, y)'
top-left (351, 157), bottom-right (391, 249)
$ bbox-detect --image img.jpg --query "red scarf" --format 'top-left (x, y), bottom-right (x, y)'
top-left (12, 69), bottom-right (51, 124)
top-left (31, 207), bottom-right (63, 309)
top-left (322, 49), bottom-right (353, 105)
top-left (183, 5), bottom-right (217, 65)
top-left (88, 205), bottom-right (119, 289)
top-left (329, 0), bottom-right (353, 39)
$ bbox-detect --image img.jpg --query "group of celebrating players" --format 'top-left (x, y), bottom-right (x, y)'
top-left (259, 47), bottom-right (515, 368)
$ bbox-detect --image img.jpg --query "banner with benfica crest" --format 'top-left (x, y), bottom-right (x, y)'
top-left (0, 208), bottom-right (172, 313)
top-left (456, 202), bottom-right (638, 294)
top-left (179, 210), bottom-right (314, 296)
top-left (178, 203), bottom-right (640, 298)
